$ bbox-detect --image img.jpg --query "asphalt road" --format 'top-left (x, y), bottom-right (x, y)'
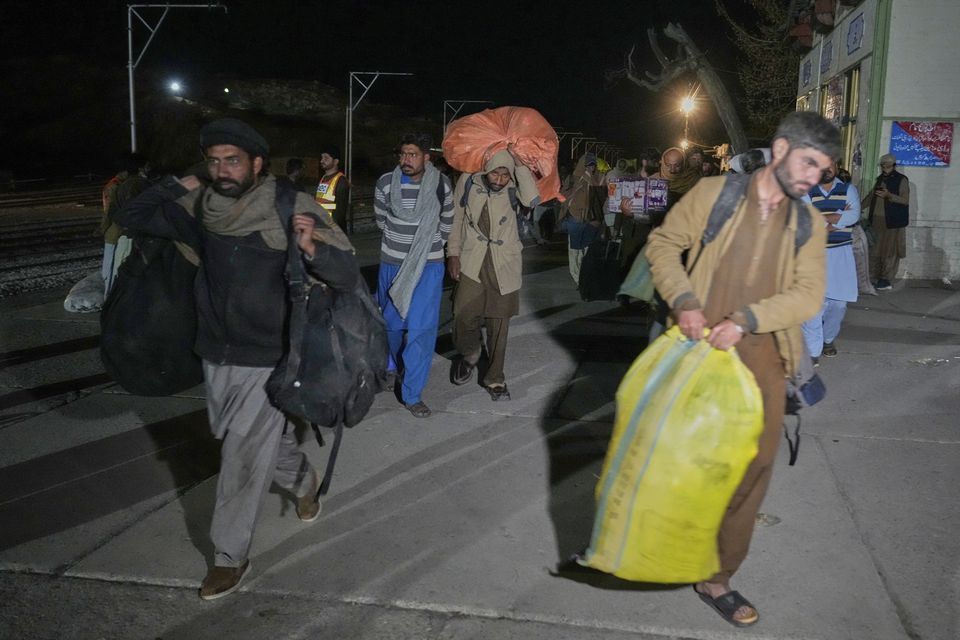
top-left (1, 236), bottom-right (958, 640)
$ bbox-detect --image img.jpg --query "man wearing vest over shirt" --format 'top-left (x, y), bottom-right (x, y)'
top-left (315, 145), bottom-right (349, 231)
top-left (801, 160), bottom-right (859, 362)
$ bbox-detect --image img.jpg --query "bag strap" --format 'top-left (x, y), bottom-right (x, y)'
top-left (684, 173), bottom-right (749, 276)
top-left (685, 173), bottom-right (812, 277)
top-left (782, 414), bottom-right (801, 466)
top-left (274, 179), bottom-right (306, 382)
top-left (273, 179), bottom-right (346, 495)
top-left (459, 174), bottom-right (474, 208)
top-left (436, 174), bottom-right (446, 207)
top-left (458, 174), bottom-right (518, 213)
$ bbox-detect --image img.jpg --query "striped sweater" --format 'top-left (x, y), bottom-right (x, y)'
top-left (374, 171), bottom-right (454, 264)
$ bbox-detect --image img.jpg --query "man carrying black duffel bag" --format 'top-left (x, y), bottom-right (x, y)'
top-left (115, 118), bottom-right (360, 601)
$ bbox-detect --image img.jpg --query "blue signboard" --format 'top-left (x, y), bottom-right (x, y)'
top-left (890, 121), bottom-right (953, 167)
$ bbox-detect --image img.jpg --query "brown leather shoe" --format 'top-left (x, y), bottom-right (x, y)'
top-left (199, 560), bottom-right (251, 601)
top-left (296, 470), bottom-right (321, 522)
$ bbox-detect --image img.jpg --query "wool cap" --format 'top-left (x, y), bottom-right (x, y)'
top-left (200, 118), bottom-right (270, 158)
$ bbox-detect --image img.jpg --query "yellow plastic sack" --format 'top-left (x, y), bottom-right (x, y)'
top-left (579, 326), bottom-right (763, 583)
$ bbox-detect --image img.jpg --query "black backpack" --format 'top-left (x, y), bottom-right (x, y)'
top-left (100, 236), bottom-right (203, 395)
top-left (266, 180), bottom-right (389, 494)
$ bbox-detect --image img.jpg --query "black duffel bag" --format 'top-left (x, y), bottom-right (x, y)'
top-left (266, 181), bottom-right (388, 495)
top-left (100, 236), bottom-right (203, 395)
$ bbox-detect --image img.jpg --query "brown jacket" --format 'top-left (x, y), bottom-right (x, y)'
top-left (644, 175), bottom-right (826, 376)
top-left (561, 155), bottom-right (603, 222)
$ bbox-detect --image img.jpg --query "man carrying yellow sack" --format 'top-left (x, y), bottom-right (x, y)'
top-left (644, 111), bottom-right (837, 627)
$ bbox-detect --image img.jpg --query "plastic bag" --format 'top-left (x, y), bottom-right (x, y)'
top-left (441, 106), bottom-right (563, 204)
top-left (850, 224), bottom-right (877, 295)
top-left (64, 271), bottom-right (104, 313)
top-left (579, 326), bottom-right (763, 583)
top-left (616, 251), bottom-right (655, 303)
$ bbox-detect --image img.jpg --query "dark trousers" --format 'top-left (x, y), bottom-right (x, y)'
top-left (709, 333), bottom-right (786, 582)
top-left (452, 274), bottom-right (513, 387)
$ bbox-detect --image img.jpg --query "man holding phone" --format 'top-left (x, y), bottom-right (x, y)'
top-left (865, 153), bottom-right (910, 290)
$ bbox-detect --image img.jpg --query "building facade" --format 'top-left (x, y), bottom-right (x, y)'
top-left (796, 0), bottom-right (960, 281)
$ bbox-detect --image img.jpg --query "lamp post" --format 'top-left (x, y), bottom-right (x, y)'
top-left (126, 3), bottom-right (226, 152)
top-left (344, 71), bottom-right (413, 234)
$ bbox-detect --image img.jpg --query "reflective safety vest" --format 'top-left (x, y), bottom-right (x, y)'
top-left (315, 172), bottom-right (345, 216)
top-left (809, 180), bottom-right (853, 248)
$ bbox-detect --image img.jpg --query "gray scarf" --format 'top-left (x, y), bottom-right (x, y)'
top-left (387, 162), bottom-right (442, 319)
top-left (173, 174), bottom-right (355, 258)
top-left (176, 175), bottom-right (287, 249)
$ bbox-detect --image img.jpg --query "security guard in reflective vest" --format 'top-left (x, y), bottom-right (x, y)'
top-left (315, 144), bottom-right (350, 231)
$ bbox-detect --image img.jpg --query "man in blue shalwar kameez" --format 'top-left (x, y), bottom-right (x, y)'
top-left (801, 160), bottom-right (859, 363)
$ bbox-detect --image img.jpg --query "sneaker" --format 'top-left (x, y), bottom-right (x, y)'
top-left (876, 279), bottom-right (893, 291)
top-left (296, 470), bottom-right (321, 523)
top-left (822, 342), bottom-right (838, 358)
top-left (199, 560), bottom-right (251, 601)
top-left (486, 384), bottom-right (511, 401)
top-left (405, 401), bottom-right (432, 418)
top-left (450, 358), bottom-right (476, 386)
top-left (812, 356), bottom-right (820, 368)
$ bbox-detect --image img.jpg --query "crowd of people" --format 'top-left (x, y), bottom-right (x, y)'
top-left (103, 111), bottom-right (910, 627)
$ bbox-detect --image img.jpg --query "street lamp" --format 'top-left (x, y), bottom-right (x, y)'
top-left (679, 95), bottom-right (695, 151)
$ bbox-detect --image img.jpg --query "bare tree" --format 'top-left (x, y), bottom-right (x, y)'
top-left (609, 23), bottom-right (749, 154)
top-left (715, 0), bottom-right (802, 141)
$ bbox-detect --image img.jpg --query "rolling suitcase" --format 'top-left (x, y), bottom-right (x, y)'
top-left (578, 238), bottom-right (622, 301)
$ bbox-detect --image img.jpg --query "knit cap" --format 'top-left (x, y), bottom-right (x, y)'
top-left (200, 118), bottom-right (270, 157)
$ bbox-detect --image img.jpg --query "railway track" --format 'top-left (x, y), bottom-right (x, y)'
top-left (0, 213), bottom-right (103, 298)
top-left (0, 185), bottom-right (102, 209)
top-left (0, 184), bottom-right (379, 299)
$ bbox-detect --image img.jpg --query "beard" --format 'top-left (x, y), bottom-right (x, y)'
top-left (211, 173), bottom-right (255, 197)
top-left (774, 162), bottom-right (812, 199)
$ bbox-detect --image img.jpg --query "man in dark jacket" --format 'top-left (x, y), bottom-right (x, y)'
top-left (116, 118), bottom-right (360, 601)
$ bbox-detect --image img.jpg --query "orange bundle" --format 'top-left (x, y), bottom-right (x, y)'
top-left (441, 106), bottom-right (564, 203)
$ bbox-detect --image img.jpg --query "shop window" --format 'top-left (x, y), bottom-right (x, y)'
top-left (819, 66), bottom-right (860, 170)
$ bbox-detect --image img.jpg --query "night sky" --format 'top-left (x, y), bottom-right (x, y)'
top-left (2, 0), bottom-right (757, 170)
